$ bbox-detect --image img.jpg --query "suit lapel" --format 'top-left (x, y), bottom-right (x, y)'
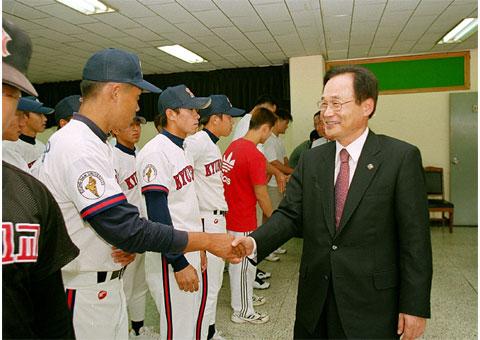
top-left (336, 131), bottom-right (383, 234)
top-left (319, 142), bottom-right (336, 238)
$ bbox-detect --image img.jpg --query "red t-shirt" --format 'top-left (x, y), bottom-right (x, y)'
top-left (222, 138), bottom-right (267, 232)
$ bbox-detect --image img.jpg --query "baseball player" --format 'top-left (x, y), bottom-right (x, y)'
top-left (222, 107), bottom-right (277, 324)
top-left (55, 94), bottom-right (81, 129)
top-left (2, 96), bottom-right (53, 171)
top-left (137, 84), bottom-right (211, 340)
top-left (186, 94), bottom-right (245, 339)
top-left (36, 49), bottom-right (240, 340)
top-left (2, 19), bottom-right (79, 339)
top-left (111, 115), bottom-right (158, 338)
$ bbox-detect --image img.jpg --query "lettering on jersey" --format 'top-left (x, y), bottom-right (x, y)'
top-left (77, 171), bottom-right (106, 199)
top-left (173, 165), bottom-right (194, 190)
top-left (221, 152), bottom-right (235, 185)
top-left (124, 172), bottom-right (139, 190)
top-left (204, 159), bottom-right (222, 177)
top-left (142, 164), bottom-right (157, 183)
top-left (2, 223), bottom-right (40, 264)
top-left (2, 28), bottom-right (11, 57)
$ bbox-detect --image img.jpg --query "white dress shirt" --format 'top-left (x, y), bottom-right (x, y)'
top-left (334, 127), bottom-right (369, 186)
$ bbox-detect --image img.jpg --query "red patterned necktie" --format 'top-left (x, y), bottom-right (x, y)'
top-left (335, 149), bottom-right (350, 229)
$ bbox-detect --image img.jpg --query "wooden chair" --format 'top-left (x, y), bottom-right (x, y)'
top-left (424, 166), bottom-right (454, 233)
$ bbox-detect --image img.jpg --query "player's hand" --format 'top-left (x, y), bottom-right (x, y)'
top-left (111, 247), bottom-right (136, 266)
top-left (397, 313), bottom-right (427, 340)
top-left (206, 233), bottom-right (243, 264)
top-left (174, 264), bottom-right (199, 292)
top-left (274, 171), bottom-right (287, 193)
top-left (231, 236), bottom-right (255, 258)
top-left (200, 251), bottom-right (207, 272)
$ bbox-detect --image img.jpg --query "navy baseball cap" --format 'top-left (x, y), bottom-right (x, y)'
top-left (82, 48), bottom-right (161, 93)
top-left (2, 20), bottom-right (37, 96)
top-left (199, 95), bottom-right (245, 118)
top-left (158, 85), bottom-right (211, 115)
top-left (55, 95), bottom-right (81, 123)
top-left (18, 96), bottom-right (54, 115)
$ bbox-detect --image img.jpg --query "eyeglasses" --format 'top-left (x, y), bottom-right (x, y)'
top-left (317, 99), bottom-right (354, 113)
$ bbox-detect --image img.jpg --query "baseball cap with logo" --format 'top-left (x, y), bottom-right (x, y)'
top-left (54, 95), bottom-right (81, 123)
top-left (199, 95), bottom-right (245, 118)
top-left (17, 96), bottom-right (54, 115)
top-left (82, 48), bottom-right (161, 93)
top-left (2, 20), bottom-right (37, 96)
top-left (158, 84), bottom-right (211, 115)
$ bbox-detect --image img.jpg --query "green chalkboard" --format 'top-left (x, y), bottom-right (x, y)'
top-left (326, 52), bottom-right (470, 94)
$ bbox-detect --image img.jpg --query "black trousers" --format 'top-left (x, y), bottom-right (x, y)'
top-left (293, 281), bottom-right (346, 340)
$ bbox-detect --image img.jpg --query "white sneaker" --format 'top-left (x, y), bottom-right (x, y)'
top-left (273, 247), bottom-right (287, 254)
top-left (252, 294), bottom-right (266, 306)
top-left (129, 326), bottom-right (160, 340)
top-left (231, 312), bottom-right (269, 324)
top-left (265, 253), bottom-right (280, 262)
top-left (211, 330), bottom-right (226, 340)
top-left (256, 269), bottom-right (271, 280)
top-left (253, 277), bottom-right (270, 289)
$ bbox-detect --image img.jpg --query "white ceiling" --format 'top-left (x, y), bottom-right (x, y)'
top-left (3, 0), bottom-right (478, 84)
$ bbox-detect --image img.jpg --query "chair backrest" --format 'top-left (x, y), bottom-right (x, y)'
top-left (424, 166), bottom-right (444, 199)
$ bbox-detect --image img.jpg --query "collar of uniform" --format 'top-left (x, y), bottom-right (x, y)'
top-left (19, 134), bottom-right (36, 145)
top-left (115, 142), bottom-right (136, 156)
top-left (161, 129), bottom-right (184, 149)
top-left (335, 127), bottom-right (369, 165)
top-left (72, 113), bottom-right (108, 143)
top-left (203, 128), bottom-right (219, 144)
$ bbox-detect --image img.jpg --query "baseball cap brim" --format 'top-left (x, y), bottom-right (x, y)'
top-left (225, 107), bottom-right (245, 117)
top-left (133, 116), bottom-right (146, 124)
top-left (3, 63), bottom-right (37, 96)
top-left (131, 79), bottom-right (162, 94)
top-left (184, 97), bottom-right (211, 110)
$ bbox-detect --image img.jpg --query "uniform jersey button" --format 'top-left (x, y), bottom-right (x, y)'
top-left (332, 245), bottom-right (338, 250)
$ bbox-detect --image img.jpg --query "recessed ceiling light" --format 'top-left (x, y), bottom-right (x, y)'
top-left (157, 45), bottom-right (207, 64)
top-left (55, 0), bottom-right (115, 15)
top-left (438, 18), bottom-right (478, 44)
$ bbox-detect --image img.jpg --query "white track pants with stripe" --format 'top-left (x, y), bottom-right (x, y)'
top-left (228, 230), bottom-right (256, 317)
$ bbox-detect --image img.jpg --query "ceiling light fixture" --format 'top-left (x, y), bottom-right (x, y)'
top-left (157, 45), bottom-right (207, 64)
top-left (55, 0), bottom-right (115, 15)
top-left (438, 18), bottom-right (478, 44)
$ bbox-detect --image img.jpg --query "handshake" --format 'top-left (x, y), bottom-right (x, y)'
top-left (191, 233), bottom-right (256, 264)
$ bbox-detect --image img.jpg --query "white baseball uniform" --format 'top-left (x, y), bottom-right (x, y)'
top-left (263, 133), bottom-right (286, 208)
top-left (185, 129), bottom-right (227, 339)
top-left (36, 117), bottom-right (129, 340)
top-left (3, 136), bottom-right (45, 168)
top-left (2, 141), bottom-right (30, 172)
top-left (231, 113), bottom-right (265, 154)
top-left (112, 144), bottom-right (148, 324)
top-left (137, 132), bottom-right (205, 340)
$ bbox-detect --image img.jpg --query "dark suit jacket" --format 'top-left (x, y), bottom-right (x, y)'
top-left (251, 130), bottom-right (432, 338)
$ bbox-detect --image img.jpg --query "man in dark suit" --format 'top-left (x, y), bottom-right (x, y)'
top-left (234, 65), bottom-right (432, 339)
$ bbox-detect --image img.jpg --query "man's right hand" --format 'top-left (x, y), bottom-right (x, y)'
top-left (174, 264), bottom-right (199, 292)
top-left (274, 171), bottom-right (287, 193)
top-left (231, 236), bottom-right (255, 258)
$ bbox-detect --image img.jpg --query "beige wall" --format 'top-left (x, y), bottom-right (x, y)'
top-left (38, 49), bottom-right (477, 199)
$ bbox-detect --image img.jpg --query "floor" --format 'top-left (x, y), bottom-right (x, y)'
top-left (144, 226), bottom-right (477, 339)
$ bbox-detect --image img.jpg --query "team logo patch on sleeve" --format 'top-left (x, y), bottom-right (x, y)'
top-left (142, 164), bottom-right (157, 183)
top-left (77, 171), bottom-right (106, 199)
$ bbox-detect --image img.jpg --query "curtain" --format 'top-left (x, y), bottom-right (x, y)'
top-left (34, 64), bottom-right (290, 128)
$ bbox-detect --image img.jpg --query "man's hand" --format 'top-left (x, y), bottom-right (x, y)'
top-left (274, 171), bottom-right (287, 193)
top-left (174, 265), bottom-right (199, 292)
top-left (231, 236), bottom-right (255, 258)
top-left (397, 313), bottom-right (427, 340)
top-left (111, 247), bottom-right (136, 266)
top-left (200, 251), bottom-right (207, 272)
top-left (206, 233), bottom-right (244, 263)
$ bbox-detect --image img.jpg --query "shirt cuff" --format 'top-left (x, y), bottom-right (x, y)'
top-left (247, 236), bottom-right (257, 261)
top-left (170, 229), bottom-right (188, 253)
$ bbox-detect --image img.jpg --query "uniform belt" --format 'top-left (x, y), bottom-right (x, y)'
top-left (213, 210), bottom-right (227, 216)
top-left (97, 267), bottom-right (126, 284)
